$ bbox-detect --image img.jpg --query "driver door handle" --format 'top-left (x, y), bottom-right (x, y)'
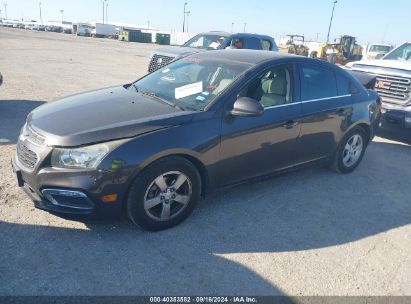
top-left (283, 120), bottom-right (298, 129)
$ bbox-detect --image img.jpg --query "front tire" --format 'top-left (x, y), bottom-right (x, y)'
top-left (126, 156), bottom-right (201, 231)
top-left (330, 127), bottom-right (367, 174)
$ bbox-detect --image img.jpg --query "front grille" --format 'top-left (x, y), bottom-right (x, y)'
top-left (148, 54), bottom-right (174, 73)
top-left (17, 141), bottom-right (38, 169)
top-left (375, 74), bottom-right (411, 104)
top-left (27, 126), bottom-right (46, 145)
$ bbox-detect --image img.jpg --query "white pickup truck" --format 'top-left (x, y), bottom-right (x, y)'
top-left (346, 42), bottom-right (411, 128)
top-left (364, 44), bottom-right (393, 60)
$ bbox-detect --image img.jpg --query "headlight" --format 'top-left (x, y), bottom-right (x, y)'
top-left (51, 140), bottom-right (126, 169)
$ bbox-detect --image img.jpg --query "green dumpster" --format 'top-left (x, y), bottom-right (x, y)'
top-left (156, 33), bottom-right (171, 45)
top-left (118, 30), bottom-right (145, 42)
top-left (134, 32), bottom-right (152, 43)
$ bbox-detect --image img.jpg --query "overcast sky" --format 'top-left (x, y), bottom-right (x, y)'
top-left (2, 0), bottom-right (409, 45)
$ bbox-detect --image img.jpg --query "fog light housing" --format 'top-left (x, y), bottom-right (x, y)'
top-left (42, 189), bottom-right (94, 210)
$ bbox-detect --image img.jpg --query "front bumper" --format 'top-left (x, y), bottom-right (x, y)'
top-left (11, 150), bottom-right (128, 216)
top-left (380, 102), bottom-right (411, 129)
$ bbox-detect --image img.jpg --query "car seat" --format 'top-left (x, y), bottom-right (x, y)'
top-left (260, 70), bottom-right (287, 107)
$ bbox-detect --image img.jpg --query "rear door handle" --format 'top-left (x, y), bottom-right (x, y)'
top-left (283, 120), bottom-right (298, 129)
top-left (338, 108), bottom-right (346, 116)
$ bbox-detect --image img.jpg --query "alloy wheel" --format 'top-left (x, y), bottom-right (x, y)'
top-left (342, 134), bottom-right (363, 168)
top-left (143, 171), bottom-right (192, 221)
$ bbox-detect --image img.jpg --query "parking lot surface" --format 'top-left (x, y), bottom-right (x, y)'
top-left (0, 27), bottom-right (410, 296)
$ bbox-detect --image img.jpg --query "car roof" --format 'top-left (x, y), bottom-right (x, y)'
top-left (229, 33), bottom-right (274, 40)
top-left (198, 31), bottom-right (274, 40)
top-left (198, 31), bottom-right (231, 37)
top-left (187, 49), bottom-right (354, 79)
top-left (188, 49), bottom-right (301, 65)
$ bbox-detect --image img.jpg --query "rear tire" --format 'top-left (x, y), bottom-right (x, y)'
top-left (330, 127), bottom-right (367, 174)
top-left (126, 156), bottom-right (201, 231)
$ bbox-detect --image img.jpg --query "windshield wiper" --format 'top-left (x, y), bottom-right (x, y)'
top-left (139, 90), bottom-right (184, 111)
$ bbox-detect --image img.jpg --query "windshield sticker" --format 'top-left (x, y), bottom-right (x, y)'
top-left (162, 68), bottom-right (170, 73)
top-left (175, 81), bottom-right (203, 99)
top-left (201, 91), bottom-right (210, 96)
top-left (196, 95), bottom-right (206, 102)
top-left (209, 42), bottom-right (220, 49)
top-left (183, 57), bottom-right (202, 64)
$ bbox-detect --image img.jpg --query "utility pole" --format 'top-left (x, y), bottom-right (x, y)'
top-left (231, 22), bottom-right (234, 33)
top-left (101, 0), bottom-right (106, 24)
top-left (326, 0), bottom-right (337, 44)
top-left (182, 2), bottom-right (187, 32)
top-left (39, 2), bottom-right (43, 24)
top-left (4, 3), bottom-right (7, 20)
top-left (243, 22), bottom-right (247, 32)
top-left (0, 9), bottom-right (2, 21)
top-left (60, 9), bottom-right (64, 24)
top-left (147, 20), bottom-right (150, 29)
top-left (186, 11), bottom-right (190, 33)
top-left (106, 2), bottom-right (108, 23)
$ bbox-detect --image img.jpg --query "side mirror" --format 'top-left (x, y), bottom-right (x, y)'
top-left (230, 97), bottom-right (264, 117)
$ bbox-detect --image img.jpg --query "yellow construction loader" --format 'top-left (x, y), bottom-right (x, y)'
top-left (311, 35), bottom-right (363, 65)
top-left (279, 35), bottom-right (309, 57)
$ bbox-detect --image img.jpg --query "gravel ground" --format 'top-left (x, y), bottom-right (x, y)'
top-left (0, 27), bottom-right (410, 296)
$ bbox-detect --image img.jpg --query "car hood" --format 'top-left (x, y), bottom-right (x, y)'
top-left (27, 86), bottom-right (194, 147)
top-left (153, 46), bottom-right (206, 59)
top-left (349, 59), bottom-right (411, 72)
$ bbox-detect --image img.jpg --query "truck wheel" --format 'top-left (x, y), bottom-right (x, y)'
top-left (310, 51), bottom-right (318, 58)
top-left (126, 156), bottom-right (201, 231)
top-left (327, 53), bottom-right (337, 64)
top-left (330, 127), bottom-right (367, 174)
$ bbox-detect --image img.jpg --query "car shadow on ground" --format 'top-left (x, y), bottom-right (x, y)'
top-left (0, 100), bottom-right (45, 145)
top-left (1, 139), bottom-right (410, 295)
top-left (376, 126), bottom-right (411, 145)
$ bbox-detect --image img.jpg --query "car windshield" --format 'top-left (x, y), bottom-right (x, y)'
top-left (369, 45), bottom-right (391, 52)
top-left (183, 34), bottom-right (228, 50)
top-left (132, 56), bottom-right (251, 111)
top-left (383, 43), bottom-right (411, 61)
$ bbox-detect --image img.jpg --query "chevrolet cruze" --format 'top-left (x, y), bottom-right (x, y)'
top-left (12, 50), bottom-right (381, 230)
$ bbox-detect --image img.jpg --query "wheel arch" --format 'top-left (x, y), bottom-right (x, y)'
top-left (173, 153), bottom-right (209, 197)
top-left (347, 121), bottom-right (371, 143)
top-left (133, 149), bottom-right (210, 198)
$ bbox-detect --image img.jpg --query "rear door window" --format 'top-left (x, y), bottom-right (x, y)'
top-left (243, 37), bottom-right (263, 50)
top-left (336, 73), bottom-right (359, 95)
top-left (262, 39), bottom-right (272, 51)
top-left (299, 64), bottom-right (337, 100)
top-left (336, 73), bottom-right (350, 95)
